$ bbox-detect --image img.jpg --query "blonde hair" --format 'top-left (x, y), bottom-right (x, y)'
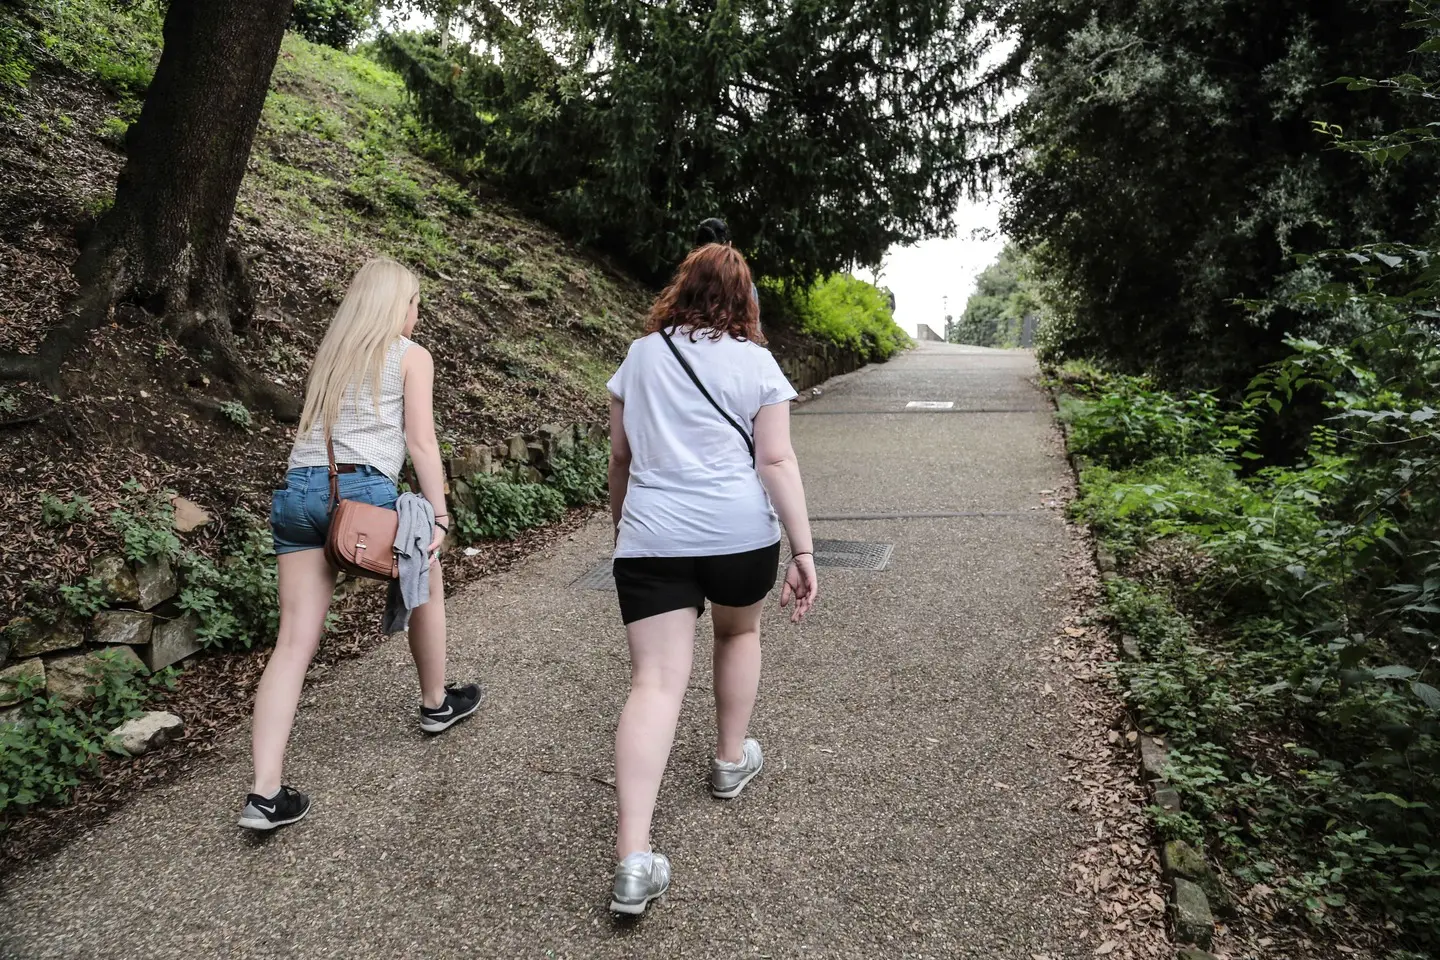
top-left (298, 257), bottom-right (419, 440)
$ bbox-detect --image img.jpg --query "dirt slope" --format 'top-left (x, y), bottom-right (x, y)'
top-left (0, 32), bottom-right (654, 617)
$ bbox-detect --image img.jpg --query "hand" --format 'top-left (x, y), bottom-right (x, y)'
top-left (429, 525), bottom-right (446, 559)
top-left (779, 554), bottom-right (818, 622)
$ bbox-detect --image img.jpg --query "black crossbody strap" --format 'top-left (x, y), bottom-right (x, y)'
top-left (661, 327), bottom-right (756, 467)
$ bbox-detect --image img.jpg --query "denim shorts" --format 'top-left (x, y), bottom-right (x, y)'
top-left (271, 465), bottom-right (398, 556)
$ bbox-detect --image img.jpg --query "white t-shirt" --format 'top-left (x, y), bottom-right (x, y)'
top-left (607, 328), bottom-right (797, 558)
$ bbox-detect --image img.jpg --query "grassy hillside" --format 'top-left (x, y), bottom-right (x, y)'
top-left (0, 8), bottom-right (653, 618)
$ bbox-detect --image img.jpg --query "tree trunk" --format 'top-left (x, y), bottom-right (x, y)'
top-left (3, 0), bottom-right (300, 419)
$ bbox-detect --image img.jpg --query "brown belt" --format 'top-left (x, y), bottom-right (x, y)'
top-left (333, 463), bottom-right (363, 474)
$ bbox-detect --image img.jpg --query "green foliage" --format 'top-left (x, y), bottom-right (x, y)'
top-left (1060, 376), bottom-right (1257, 468)
top-left (431, 180), bottom-right (475, 218)
top-left (56, 577), bottom-right (109, 619)
top-left (40, 493), bottom-right (94, 527)
top-left (219, 400), bottom-right (253, 429)
top-left (263, 91), bottom-right (346, 142)
top-left (0, 650), bottom-right (174, 822)
top-left (108, 493), bottom-right (181, 564)
top-left (1066, 341), bottom-right (1440, 945)
top-left (791, 274), bottom-right (909, 361)
top-left (374, 7), bottom-right (997, 287)
top-left (13, 0), bottom-right (162, 102)
top-left (546, 440), bottom-right (609, 508)
top-left (176, 521), bottom-right (279, 651)
top-left (0, 22), bottom-right (34, 100)
top-left (454, 476), bottom-right (566, 541)
top-left (97, 115), bottom-right (130, 149)
top-left (290, 0), bottom-right (376, 50)
top-left (948, 244), bottom-right (1041, 348)
top-left (1000, 0), bottom-right (1440, 391)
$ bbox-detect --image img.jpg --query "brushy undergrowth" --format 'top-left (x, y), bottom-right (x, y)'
top-left (1059, 333), bottom-right (1440, 947)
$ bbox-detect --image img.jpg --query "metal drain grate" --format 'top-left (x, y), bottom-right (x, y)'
top-left (812, 539), bottom-right (893, 570)
top-left (573, 560), bottom-right (615, 590)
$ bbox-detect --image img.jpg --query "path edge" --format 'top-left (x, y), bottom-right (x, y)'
top-left (1042, 374), bottom-right (1222, 960)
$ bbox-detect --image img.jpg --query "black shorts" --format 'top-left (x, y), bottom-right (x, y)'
top-left (613, 541), bottom-right (782, 625)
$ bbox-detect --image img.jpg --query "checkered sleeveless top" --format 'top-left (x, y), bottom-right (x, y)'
top-left (288, 336), bottom-right (414, 482)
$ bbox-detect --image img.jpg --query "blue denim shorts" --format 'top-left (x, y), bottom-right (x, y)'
top-left (271, 465), bottom-right (398, 556)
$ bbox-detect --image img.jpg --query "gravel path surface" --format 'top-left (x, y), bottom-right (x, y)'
top-left (1, 342), bottom-right (1096, 959)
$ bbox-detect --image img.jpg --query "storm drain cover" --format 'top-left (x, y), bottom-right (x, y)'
top-left (905, 400), bottom-right (954, 409)
top-left (812, 539), bottom-right (894, 570)
top-left (574, 560), bottom-right (615, 590)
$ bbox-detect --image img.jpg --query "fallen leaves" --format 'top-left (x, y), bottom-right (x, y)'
top-left (1039, 429), bottom-right (1171, 960)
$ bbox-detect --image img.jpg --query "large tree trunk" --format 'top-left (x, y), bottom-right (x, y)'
top-left (2, 0), bottom-right (299, 419)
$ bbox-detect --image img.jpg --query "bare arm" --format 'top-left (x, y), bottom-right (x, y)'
top-left (754, 401), bottom-right (818, 619)
top-left (402, 346), bottom-right (448, 549)
top-left (608, 398), bottom-right (631, 538)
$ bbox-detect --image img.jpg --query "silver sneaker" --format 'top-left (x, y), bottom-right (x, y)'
top-left (610, 851), bottom-right (671, 915)
top-left (710, 737), bottom-right (764, 799)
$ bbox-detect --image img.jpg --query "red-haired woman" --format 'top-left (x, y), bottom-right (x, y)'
top-left (604, 243), bottom-right (819, 914)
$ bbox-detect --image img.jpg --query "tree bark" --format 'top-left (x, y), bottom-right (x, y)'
top-left (3, 0), bottom-right (300, 419)
top-left (96, 0), bottom-right (292, 317)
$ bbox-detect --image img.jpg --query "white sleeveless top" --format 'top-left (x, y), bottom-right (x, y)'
top-left (288, 337), bottom-right (414, 482)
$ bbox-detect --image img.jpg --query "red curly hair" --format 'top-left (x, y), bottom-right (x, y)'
top-left (645, 243), bottom-right (764, 344)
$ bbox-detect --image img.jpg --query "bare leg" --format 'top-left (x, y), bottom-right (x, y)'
top-left (614, 607), bottom-right (697, 859)
top-left (711, 601), bottom-right (764, 764)
top-left (407, 559), bottom-right (447, 709)
top-left (251, 550), bottom-right (336, 796)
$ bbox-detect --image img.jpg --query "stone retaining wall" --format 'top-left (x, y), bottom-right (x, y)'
top-left (773, 342), bottom-right (868, 394)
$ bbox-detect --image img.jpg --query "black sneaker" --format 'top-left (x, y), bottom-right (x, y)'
top-left (420, 683), bottom-right (483, 734)
top-left (238, 785), bottom-right (311, 831)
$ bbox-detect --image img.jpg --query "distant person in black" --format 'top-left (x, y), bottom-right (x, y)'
top-left (695, 217), bottom-right (760, 312)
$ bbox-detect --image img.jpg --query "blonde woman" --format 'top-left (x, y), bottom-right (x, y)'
top-left (239, 258), bottom-right (481, 831)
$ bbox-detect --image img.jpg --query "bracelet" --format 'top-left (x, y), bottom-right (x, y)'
top-left (791, 551), bottom-right (813, 559)
top-left (435, 521), bottom-right (449, 534)
top-left (434, 513), bottom-right (450, 520)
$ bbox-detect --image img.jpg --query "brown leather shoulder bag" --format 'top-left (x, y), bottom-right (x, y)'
top-left (323, 438), bottom-right (399, 580)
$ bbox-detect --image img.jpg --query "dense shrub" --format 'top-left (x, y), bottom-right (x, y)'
top-left (948, 244), bottom-right (1041, 348)
top-left (290, 0), bottom-right (374, 51)
top-left (1001, 0), bottom-right (1440, 394)
top-left (791, 274), bottom-right (909, 361)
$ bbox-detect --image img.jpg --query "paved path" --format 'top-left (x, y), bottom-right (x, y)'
top-left (1, 343), bottom-right (1090, 959)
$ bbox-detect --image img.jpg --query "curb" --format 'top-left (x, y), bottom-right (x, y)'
top-left (1045, 372), bottom-right (1221, 960)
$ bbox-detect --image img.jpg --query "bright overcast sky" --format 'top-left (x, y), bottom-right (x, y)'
top-left (855, 193), bottom-right (1006, 339)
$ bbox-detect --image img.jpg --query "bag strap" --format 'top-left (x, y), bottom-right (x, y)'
top-left (325, 434), bottom-right (340, 513)
top-left (661, 327), bottom-right (755, 467)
